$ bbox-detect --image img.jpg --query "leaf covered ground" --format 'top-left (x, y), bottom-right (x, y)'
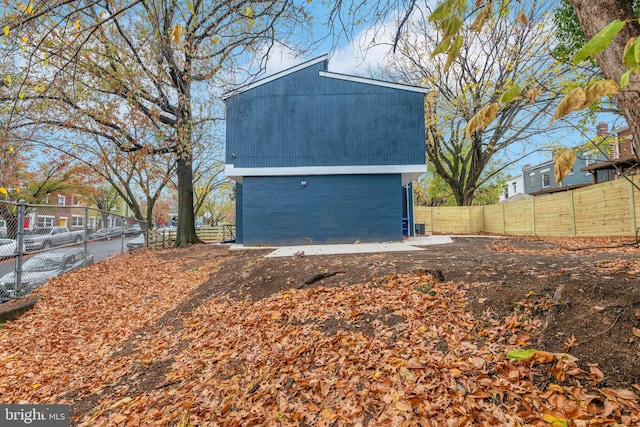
top-left (0, 236), bottom-right (639, 426)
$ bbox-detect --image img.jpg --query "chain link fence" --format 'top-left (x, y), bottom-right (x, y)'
top-left (0, 200), bottom-right (147, 303)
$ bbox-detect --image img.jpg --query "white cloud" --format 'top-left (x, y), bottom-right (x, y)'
top-left (257, 19), bottom-right (397, 78)
top-left (328, 23), bottom-right (396, 75)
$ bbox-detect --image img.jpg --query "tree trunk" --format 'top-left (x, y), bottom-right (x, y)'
top-left (569, 0), bottom-right (640, 149)
top-left (145, 197), bottom-right (155, 230)
top-left (175, 151), bottom-right (201, 247)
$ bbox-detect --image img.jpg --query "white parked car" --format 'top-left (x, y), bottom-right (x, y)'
top-left (0, 239), bottom-right (19, 260)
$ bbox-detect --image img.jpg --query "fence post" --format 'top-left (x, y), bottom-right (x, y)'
top-left (83, 207), bottom-right (89, 267)
top-left (531, 198), bottom-right (536, 237)
top-left (15, 200), bottom-right (25, 296)
top-left (628, 179), bottom-right (637, 236)
top-left (430, 208), bottom-right (435, 233)
top-left (501, 203), bottom-right (506, 235)
top-left (568, 191), bottom-right (576, 237)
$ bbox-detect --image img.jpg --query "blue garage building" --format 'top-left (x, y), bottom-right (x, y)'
top-left (224, 55), bottom-right (427, 245)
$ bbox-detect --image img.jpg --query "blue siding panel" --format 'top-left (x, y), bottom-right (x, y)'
top-left (235, 183), bottom-right (243, 243)
top-left (241, 175), bottom-right (402, 245)
top-left (225, 61), bottom-right (425, 169)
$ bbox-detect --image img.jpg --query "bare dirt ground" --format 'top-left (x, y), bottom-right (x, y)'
top-left (159, 235), bottom-right (640, 389)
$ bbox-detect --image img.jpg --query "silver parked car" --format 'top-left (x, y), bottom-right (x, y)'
top-left (0, 248), bottom-right (94, 300)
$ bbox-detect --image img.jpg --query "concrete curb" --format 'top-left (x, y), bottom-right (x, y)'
top-left (0, 296), bottom-right (38, 323)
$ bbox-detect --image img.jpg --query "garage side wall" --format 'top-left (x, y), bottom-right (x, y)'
top-left (241, 174), bottom-right (402, 245)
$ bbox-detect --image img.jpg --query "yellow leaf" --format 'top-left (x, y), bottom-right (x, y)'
top-left (3, 25), bottom-right (9, 36)
top-left (451, 368), bottom-right (461, 376)
top-left (110, 396), bottom-right (132, 409)
top-left (21, 36), bottom-right (27, 43)
top-left (171, 24), bottom-right (183, 44)
top-left (31, 383), bottom-right (41, 389)
top-left (374, 370), bottom-right (383, 378)
top-left (417, 326), bottom-right (427, 332)
top-left (465, 102), bottom-right (500, 137)
top-left (399, 367), bottom-right (415, 381)
top-left (553, 149), bottom-right (576, 184)
top-left (395, 401), bottom-right (412, 411)
top-left (549, 87), bottom-right (587, 125)
top-left (8, 146), bottom-right (13, 153)
top-left (542, 413), bottom-right (568, 427)
top-left (244, 6), bottom-right (253, 18)
top-left (212, 36), bottom-right (219, 44)
top-left (0, 187), bottom-right (7, 195)
top-left (75, 20), bottom-right (80, 30)
top-left (320, 408), bottom-right (337, 421)
top-left (6, 75), bottom-right (11, 84)
top-left (19, 92), bottom-right (24, 99)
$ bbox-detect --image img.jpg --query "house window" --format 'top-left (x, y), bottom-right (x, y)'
top-left (72, 196), bottom-right (80, 206)
top-left (57, 195), bottom-right (66, 206)
top-left (512, 182), bottom-right (517, 193)
top-left (37, 216), bottom-right (54, 227)
top-left (585, 153), bottom-right (594, 166)
top-left (541, 169), bottom-right (550, 188)
top-left (529, 173), bottom-right (535, 188)
top-left (72, 215), bottom-right (84, 227)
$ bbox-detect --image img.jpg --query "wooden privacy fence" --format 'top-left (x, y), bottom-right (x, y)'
top-left (148, 225), bottom-right (236, 248)
top-left (415, 175), bottom-right (640, 237)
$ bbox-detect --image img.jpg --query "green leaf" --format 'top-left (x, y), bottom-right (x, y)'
top-left (443, 35), bottom-right (463, 73)
top-left (623, 37), bottom-right (638, 67)
top-left (620, 68), bottom-right (639, 87)
top-left (440, 15), bottom-right (463, 39)
top-left (499, 84), bottom-right (522, 103)
top-left (431, 36), bottom-right (452, 57)
top-left (428, 0), bottom-right (455, 23)
top-left (186, 0), bottom-right (194, 14)
top-left (506, 348), bottom-right (536, 360)
top-left (572, 19), bottom-right (626, 65)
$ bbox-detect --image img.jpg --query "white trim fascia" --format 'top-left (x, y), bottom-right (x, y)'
top-left (540, 168), bottom-right (550, 173)
top-left (523, 160), bottom-right (554, 172)
top-left (319, 71), bottom-right (429, 94)
top-left (225, 164), bottom-right (425, 184)
top-left (222, 55), bottom-right (329, 100)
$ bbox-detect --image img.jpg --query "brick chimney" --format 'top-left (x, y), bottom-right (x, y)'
top-left (596, 122), bottom-right (609, 137)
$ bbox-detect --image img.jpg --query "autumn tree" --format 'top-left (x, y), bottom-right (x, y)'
top-left (47, 133), bottom-right (174, 230)
top-left (0, 0), bottom-right (308, 247)
top-left (381, 1), bottom-right (567, 206)
top-left (0, 153), bottom-right (86, 238)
